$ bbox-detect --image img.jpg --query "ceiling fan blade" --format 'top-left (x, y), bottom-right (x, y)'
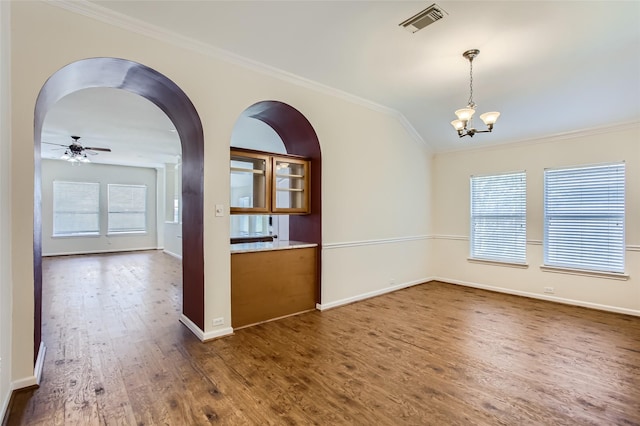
top-left (42, 141), bottom-right (69, 147)
top-left (84, 147), bottom-right (112, 152)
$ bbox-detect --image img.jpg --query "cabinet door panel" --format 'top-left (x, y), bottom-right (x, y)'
top-left (272, 157), bottom-right (309, 214)
top-left (230, 152), bottom-right (271, 213)
top-left (231, 247), bottom-right (317, 328)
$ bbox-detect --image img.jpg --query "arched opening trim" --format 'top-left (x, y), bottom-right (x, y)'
top-left (33, 57), bottom-right (205, 359)
top-left (244, 101), bottom-right (322, 301)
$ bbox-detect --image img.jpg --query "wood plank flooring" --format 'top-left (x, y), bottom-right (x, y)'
top-left (5, 250), bottom-right (640, 425)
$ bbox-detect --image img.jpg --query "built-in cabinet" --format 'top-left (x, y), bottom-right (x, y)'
top-left (230, 148), bottom-right (310, 215)
top-left (229, 148), bottom-right (315, 330)
top-left (231, 243), bottom-right (318, 328)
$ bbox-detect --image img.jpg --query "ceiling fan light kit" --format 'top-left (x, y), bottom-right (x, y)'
top-left (451, 49), bottom-right (500, 138)
top-left (62, 136), bottom-right (91, 163)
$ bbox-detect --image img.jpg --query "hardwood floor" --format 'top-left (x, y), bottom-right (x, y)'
top-left (5, 250), bottom-right (640, 425)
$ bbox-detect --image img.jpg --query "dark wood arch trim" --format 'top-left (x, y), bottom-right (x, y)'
top-left (244, 101), bottom-right (322, 302)
top-left (33, 57), bottom-right (205, 360)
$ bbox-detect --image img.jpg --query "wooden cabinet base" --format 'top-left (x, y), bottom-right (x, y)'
top-left (231, 247), bottom-right (317, 328)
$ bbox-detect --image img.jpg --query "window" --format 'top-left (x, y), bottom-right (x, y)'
top-left (53, 181), bottom-right (100, 236)
top-left (470, 171), bottom-right (526, 263)
top-left (108, 184), bottom-right (147, 234)
top-left (230, 214), bottom-right (272, 239)
top-left (173, 197), bottom-right (180, 223)
top-left (544, 162), bottom-right (625, 273)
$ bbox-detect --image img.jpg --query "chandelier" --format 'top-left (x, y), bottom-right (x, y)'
top-left (450, 49), bottom-right (500, 138)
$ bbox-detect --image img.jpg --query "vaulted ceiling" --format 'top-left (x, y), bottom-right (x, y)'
top-left (42, 1), bottom-right (640, 165)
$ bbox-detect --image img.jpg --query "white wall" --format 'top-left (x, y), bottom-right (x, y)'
top-left (320, 102), bottom-right (433, 307)
top-left (156, 166), bottom-right (165, 250)
top-left (162, 163), bottom-right (182, 258)
top-left (432, 124), bottom-right (640, 314)
top-left (227, 113), bottom-right (433, 307)
top-left (0, 0), bottom-right (13, 418)
top-left (231, 115), bottom-right (286, 153)
top-left (9, 1), bottom-right (433, 383)
top-left (41, 159), bottom-right (158, 256)
top-left (163, 222), bottom-right (182, 259)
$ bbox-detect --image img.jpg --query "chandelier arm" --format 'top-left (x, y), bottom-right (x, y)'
top-left (458, 127), bottom-right (494, 138)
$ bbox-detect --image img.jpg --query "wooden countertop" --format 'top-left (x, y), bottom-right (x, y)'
top-left (230, 240), bottom-right (317, 254)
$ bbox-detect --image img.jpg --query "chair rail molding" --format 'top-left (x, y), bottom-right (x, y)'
top-left (323, 235), bottom-right (431, 250)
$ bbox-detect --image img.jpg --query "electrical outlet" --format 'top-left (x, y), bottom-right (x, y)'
top-left (543, 287), bottom-right (554, 294)
top-left (390, 278), bottom-right (396, 285)
top-left (212, 317), bottom-right (224, 326)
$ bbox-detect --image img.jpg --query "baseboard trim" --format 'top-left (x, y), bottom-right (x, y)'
top-left (162, 249), bottom-right (182, 260)
top-left (433, 277), bottom-right (640, 317)
top-left (34, 342), bottom-right (46, 385)
top-left (1, 386), bottom-right (11, 426)
top-left (317, 276), bottom-right (640, 317)
top-left (179, 314), bottom-right (205, 340)
top-left (202, 327), bottom-right (234, 342)
top-left (10, 376), bottom-right (37, 391)
top-left (42, 247), bottom-right (159, 257)
top-left (2, 342), bottom-right (47, 421)
top-left (317, 278), bottom-right (430, 311)
top-left (10, 341), bottom-right (45, 391)
top-left (1, 384), bottom-right (38, 426)
top-left (179, 314), bottom-right (234, 342)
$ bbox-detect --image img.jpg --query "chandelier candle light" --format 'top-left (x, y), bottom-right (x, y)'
top-left (451, 49), bottom-right (500, 138)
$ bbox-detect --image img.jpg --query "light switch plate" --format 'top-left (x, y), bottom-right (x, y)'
top-left (215, 204), bottom-right (224, 217)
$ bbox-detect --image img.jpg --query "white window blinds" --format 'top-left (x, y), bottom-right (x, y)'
top-left (544, 162), bottom-right (625, 273)
top-left (108, 184), bottom-right (147, 233)
top-left (53, 181), bottom-right (100, 236)
top-left (470, 171), bottom-right (526, 263)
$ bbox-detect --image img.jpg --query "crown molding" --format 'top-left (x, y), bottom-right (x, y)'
top-left (48, 0), bottom-right (428, 149)
top-left (437, 120), bottom-right (640, 155)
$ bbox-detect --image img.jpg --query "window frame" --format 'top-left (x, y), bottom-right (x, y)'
top-left (107, 183), bottom-right (148, 235)
top-left (52, 181), bottom-right (101, 237)
top-left (543, 162), bottom-right (625, 275)
top-left (469, 170), bottom-right (527, 265)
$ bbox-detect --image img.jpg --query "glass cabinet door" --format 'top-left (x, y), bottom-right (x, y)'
top-left (230, 151), bottom-right (271, 213)
top-left (272, 157), bottom-right (309, 213)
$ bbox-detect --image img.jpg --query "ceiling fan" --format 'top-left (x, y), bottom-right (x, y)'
top-left (43, 135), bottom-right (111, 163)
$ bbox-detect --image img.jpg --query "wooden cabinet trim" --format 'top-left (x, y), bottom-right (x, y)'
top-left (271, 156), bottom-right (310, 214)
top-left (230, 149), bottom-right (310, 215)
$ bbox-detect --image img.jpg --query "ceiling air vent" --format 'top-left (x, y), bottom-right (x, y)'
top-left (399, 3), bottom-right (447, 33)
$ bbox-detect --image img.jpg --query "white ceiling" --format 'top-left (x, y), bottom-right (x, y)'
top-left (42, 88), bottom-right (181, 167)
top-left (43, 1), bottom-right (640, 165)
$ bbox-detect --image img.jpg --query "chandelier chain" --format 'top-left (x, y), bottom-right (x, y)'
top-left (468, 58), bottom-right (474, 107)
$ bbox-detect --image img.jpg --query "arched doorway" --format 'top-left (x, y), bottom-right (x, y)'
top-left (241, 101), bottom-right (323, 301)
top-left (33, 58), bottom-right (205, 359)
